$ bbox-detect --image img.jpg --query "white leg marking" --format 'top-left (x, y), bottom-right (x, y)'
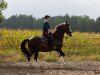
top-left (58, 56), bottom-right (65, 65)
top-left (28, 61), bottom-right (32, 66)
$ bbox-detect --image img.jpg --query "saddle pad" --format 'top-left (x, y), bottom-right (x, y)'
top-left (41, 36), bottom-right (48, 42)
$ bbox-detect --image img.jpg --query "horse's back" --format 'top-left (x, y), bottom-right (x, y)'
top-left (29, 36), bottom-right (41, 40)
top-left (28, 36), bottom-right (53, 52)
top-left (28, 36), bottom-right (42, 47)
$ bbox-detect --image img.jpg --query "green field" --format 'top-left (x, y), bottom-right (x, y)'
top-left (0, 29), bottom-right (100, 62)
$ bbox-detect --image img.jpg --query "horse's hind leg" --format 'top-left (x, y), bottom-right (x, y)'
top-left (34, 52), bottom-right (40, 65)
top-left (34, 52), bottom-right (43, 68)
top-left (34, 52), bottom-right (38, 61)
top-left (27, 52), bottom-right (33, 66)
top-left (28, 46), bottom-right (35, 66)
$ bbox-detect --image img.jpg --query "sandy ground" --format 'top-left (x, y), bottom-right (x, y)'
top-left (0, 61), bottom-right (100, 75)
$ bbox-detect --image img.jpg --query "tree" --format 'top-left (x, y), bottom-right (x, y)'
top-left (95, 17), bottom-right (100, 32)
top-left (0, 0), bottom-right (7, 23)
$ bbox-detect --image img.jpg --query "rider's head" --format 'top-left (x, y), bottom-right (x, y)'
top-left (45, 15), bottom-right (50, 20)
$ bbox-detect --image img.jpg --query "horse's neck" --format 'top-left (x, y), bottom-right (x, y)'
top-left (53, 30), bottom-right (65, 41)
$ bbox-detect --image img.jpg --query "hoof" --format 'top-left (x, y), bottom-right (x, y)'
top-left (29, 64), bottom-right (32, 67)
top-left (30, 65), bottom-right (34, 68)
top-left (40, 65), bottom-right (44, 69)
top-left (62, 63), bottom-right (66, 66)
top-left (58, 61), bottom-right (61, 64)
top-left (57, 61), bottom-right (66, 66)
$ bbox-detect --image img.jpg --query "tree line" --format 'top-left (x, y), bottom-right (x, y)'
top-left (0, 0), bottom-right (7, 22)
top-left (0, 14), bottom-right (100, 32)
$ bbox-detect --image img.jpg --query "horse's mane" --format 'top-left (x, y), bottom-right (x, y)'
top-left (55, 23), bottom-right (66, 31)
top-left (49, 23), bottom-right (66, 35)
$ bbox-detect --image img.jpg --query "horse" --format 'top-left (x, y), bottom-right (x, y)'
top-left (21, 22), bottom-right (72, 66)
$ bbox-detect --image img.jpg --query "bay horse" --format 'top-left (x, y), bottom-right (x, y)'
top-left (21, 22), bottom-right (72, 65)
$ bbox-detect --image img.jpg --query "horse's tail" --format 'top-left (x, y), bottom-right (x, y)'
top-left (21, 39), bottom-right (30, 59)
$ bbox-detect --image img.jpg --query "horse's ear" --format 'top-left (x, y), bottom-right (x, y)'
top-left (66, 22), bottom-right (69, 26)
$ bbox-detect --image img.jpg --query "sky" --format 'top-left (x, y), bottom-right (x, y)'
top-left (2, 0), bottom-right (100, 19)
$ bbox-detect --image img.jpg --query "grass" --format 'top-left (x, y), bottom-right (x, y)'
top-left (0, 29), bottom-right (100, 62)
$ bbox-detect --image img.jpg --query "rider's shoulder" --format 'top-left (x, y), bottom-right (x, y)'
top-left (44, 20), bottom-right (49, 23)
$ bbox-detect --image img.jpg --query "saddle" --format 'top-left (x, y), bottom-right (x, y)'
top-left (41, 36), bottom-right (48, 42)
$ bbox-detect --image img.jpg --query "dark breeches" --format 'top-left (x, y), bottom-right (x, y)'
top-left (44, 34), bottom-right (53, 48)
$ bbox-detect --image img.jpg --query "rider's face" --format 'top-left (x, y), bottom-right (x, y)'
top-left (47, 18), bottom-right (50, 21)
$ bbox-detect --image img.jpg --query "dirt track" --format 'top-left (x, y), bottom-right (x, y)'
top-left (0, 62), bottom-right (100, 75)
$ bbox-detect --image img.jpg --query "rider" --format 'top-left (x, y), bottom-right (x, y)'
top-left (43, 15), bottom-right (53, 49)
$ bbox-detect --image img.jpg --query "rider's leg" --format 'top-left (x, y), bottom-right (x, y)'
top-left (47, 36), bottom-right (54, 49)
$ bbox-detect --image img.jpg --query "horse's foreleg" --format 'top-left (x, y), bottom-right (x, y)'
top-left (56, 50), bottom-right (65, 65)
top-left (59, 56), bottom-right (65, 64)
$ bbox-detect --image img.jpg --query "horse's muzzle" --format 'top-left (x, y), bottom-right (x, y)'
top-left (68, 33), bottom-right (72, 37)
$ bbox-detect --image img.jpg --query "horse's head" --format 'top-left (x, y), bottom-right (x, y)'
top-left (64, 22), bottom-right (72, 37)
top-left (55, 22), bottom-right (72, 37)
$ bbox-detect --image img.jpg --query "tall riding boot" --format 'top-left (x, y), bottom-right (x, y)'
top-left (48, 37), bottom-right (54, 50)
